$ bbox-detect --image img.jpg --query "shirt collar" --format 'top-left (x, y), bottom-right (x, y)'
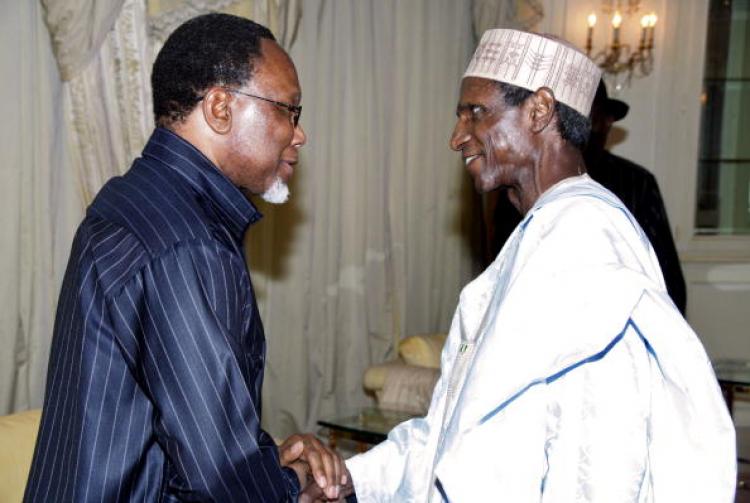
top-left (142, 127), bottom-right (262, 240)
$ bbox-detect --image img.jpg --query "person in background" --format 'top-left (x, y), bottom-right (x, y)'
top-left (335, 29), bottom-right (735, 502)
top-left (585, 79), bottom-right (686, 314)
top-left (25, 13), bottom-right (344, 502)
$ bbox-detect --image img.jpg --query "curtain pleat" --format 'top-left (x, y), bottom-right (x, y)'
top-left (0, 0), bottom-right (81, 414)
top-left (41, 0), bottom-right (126, 81)
top-left (471, 0), bottom-right (544, 41)
top-left (251, 0), bottom-right (484, 437)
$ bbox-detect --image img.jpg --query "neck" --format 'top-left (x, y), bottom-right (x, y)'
top-left (167, 114), bottom-right (224, 172)
top-left (517, 139), bottom-right (585, 215)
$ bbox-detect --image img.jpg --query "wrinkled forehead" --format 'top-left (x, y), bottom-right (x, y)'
top-left (457, 77), bottom-right (503, 105)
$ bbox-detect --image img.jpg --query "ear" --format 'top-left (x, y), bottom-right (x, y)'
top-left (528, 87), bottom-right (556, 135)
top-left (201, 87), bottom-right (233, 135)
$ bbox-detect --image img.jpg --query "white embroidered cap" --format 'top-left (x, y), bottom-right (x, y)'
top-left (464, 29), bottom-right (602, 117)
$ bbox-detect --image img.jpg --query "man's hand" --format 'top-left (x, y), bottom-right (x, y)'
top-left (279, 434), bottom-right (347, 500)
top-left (299, 465), bottom-right (355, 503)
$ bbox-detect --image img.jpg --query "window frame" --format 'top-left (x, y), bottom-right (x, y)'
top-left (655, 0), bottom-right (750, 262)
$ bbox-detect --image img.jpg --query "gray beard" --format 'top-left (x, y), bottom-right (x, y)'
top-left (261, 177), bottom-right (289, 204)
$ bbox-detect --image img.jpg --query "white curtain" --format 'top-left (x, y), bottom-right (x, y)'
top-left (149, 0), bottom-right (301, 49)
top-left (252, 0), bottom-right (483, 437)
top-left (472, 0), bottom-right (544, 40)
top-left (41, 0), bottom-right (126, 81)
top-left (63, 0), bottom-right (154, 203)
top-left (0, 0), bottom-right (82, 414)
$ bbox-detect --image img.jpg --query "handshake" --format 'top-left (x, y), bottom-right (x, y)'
top-left (279, 434), bottom-right (354, 502)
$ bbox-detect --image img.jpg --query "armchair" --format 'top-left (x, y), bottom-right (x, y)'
top-left (363, 333), bottom-right (446, 415)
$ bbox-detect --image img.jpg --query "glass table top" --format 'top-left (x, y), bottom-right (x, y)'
top-left (317, 407), bottom-right (418, 439)
top-left (714, 359), bottom-right (750, 386)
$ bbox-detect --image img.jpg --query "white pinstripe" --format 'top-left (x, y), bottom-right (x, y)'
top-left (69, 292), bottom-right (107, 500)
top-left (97, 197), bottom-right (168, 251)
top-left (174, 246), bottom-right (277, 497)
top-left (134, 274), bottom-right (238, 498)
top-left (138, 400), bottom-right (152, 501)
top-left (98, 241), bottom-right (141, 279)
top-left (83, 322), bottom-right (117, 502)
top-left (103, 249), bottom-right (147, 297)
top-left (119, 284), bottom-right (212, 493)
top-left (137, 163), bottom-right (206, 231)
top-left (91, 225), bottom-right (125, 250)
top-left (119, 179), bottom-right (185, 241)
top-left (111, 367), bottom-right (136, 501)
top-left (148, 254), bottom-right (254, 499)
top-left (149, 141), bottom-right (249, 222)
top-left (35, 261), bottom-right (97, 502)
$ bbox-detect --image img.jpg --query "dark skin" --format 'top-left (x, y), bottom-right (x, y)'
top-left (279, 434), bottom-right (346, 500)
top-left (171, 39), bottom-right (344, 501)
top-left (174, 39), bottom-right (306, 199)
top-left (450, 77), bottom-right (586, 213)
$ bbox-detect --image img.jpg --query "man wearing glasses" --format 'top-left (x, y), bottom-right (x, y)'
top-left (25, 13), bottom-right (344, 502)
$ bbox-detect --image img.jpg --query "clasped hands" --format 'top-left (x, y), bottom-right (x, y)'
top-left (279, 434), bottom-right (354, 502)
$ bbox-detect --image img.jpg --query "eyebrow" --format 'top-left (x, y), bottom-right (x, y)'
top-left (456, 103), bottom-right (484, 116)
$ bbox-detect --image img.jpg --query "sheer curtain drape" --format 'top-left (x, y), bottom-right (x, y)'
top-left (471, 0), bottom-right (544, 39)
top-left (149, 0), bottom-right (301, 48)
top-left (41, 0), bottom-right (126, 81)
top-left (252, 0), bottom-right (482, 437)
top-left (0, 0), bottom-right (81, 414)
top-left (62, 0), bottom-right (153, 203)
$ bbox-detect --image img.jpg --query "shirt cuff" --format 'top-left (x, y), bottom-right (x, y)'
top-left (281, 466), bottom-right (301, 500)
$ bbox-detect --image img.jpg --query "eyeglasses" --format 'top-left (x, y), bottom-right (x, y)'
top-left (224, 88), bottom-right (302, 128)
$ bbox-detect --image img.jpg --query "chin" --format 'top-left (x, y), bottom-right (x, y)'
top-left (472, 177), bottom-right (487, 193)
top-left (475, 173), bottom-right (503, 194)
top-left (261, 178), bottom-right (290, 204)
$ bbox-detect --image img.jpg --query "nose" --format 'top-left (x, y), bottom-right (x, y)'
top-left (293, 122), bottom-right (307, 148)
top-left (449, 120), bottom-right (470, 152)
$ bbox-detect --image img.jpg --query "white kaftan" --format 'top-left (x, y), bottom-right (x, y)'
top-left (346, 175), bottom-right (736, 502)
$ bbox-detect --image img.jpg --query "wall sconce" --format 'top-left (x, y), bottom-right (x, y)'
top-left (585, 0), bottom-right (657, 85)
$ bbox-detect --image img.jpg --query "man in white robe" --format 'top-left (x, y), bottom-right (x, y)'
top-left (330, 29), bottom-right (736, 502)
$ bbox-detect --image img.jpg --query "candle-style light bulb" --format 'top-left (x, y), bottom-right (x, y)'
top-left (647, 12), bottom-right (657, 49)
top-left (640, 14), bottom-right (649, 48)
top-left (612, 11), bottom-right (623, 29)
top-left (611, 10), bottom-right (622, 46)
top-left (586, 12), bottom-right (597, 54)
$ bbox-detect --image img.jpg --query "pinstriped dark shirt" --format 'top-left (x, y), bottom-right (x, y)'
top-left (25, 128), bottom-right (300, 502)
